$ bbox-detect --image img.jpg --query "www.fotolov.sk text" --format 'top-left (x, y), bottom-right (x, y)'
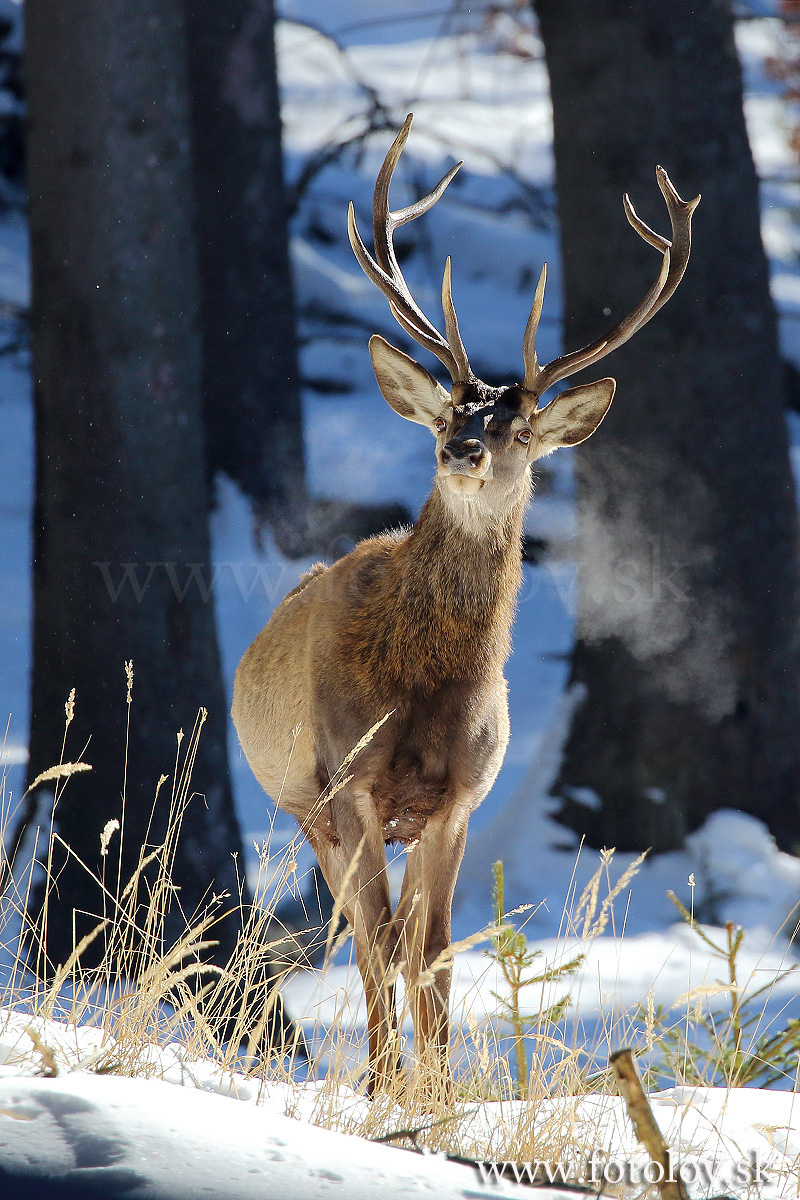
top-left (476, 1149), bottom-right (765, 1188)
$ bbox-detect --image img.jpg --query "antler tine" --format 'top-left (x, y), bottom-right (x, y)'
top-left (628, 165), bottom-right (700, 322)
top-left (372, 115), bottom-right (461, 248)
top-left (442, 257), bottom-right (471, 382)
top-left (348, 114), bottom-right (473, 383)
top-left (523, 168), bottom-right (699, 403)
top-left (522, 264), bottom-right (547, 391)
top-left (392, 163), bottom-right (462, 229)
top-left (348, 204), bottom-right (462, 371)
top-left (527, 248), bottom-right (671, 400)
top-left (371, 114), bottom-right (413, 270)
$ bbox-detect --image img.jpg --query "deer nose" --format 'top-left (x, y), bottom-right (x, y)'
top-left (441, 438), bottom-right (486, 468)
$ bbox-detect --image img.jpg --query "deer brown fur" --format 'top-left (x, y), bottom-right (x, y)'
top-left (232, 116), bottom-right (698, 1092)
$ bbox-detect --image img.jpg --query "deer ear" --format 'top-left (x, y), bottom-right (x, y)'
top-left (532, 378), bottom-right (616, 457)
top-left (369, 335), bottom-right (450, 428)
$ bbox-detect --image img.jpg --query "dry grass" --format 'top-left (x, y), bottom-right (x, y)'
top-left (1, 696), bottom-right (799, 1180)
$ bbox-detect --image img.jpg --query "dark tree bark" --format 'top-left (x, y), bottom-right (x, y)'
top-left (533, 0), bottom-right (800, 852)
top-left (23, 0), bottom-right (245, 966)
top-left (183, 0), bottom-right (408, 557)
top-left (183, 0), bottom-right (305, 551)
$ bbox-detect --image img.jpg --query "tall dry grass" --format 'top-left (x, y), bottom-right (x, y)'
top-left (0, 692), bottom-right (799, 1172)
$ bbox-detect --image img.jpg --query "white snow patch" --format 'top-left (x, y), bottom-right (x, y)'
top-left (0, 1009), bottom-right (798, 1197)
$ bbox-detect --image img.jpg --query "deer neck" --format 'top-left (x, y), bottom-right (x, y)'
top-left (384, 471), bottom-right (530, 685)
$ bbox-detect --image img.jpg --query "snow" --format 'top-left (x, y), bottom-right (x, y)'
top-left (0, 216), bottom-right (32, 784)
top-left (0, 1071), bottom-right (536, 1199)
top-left (284, 915), bottom-right (800, 1032)
top-left (0, 1009), bottom-right (800, 1197)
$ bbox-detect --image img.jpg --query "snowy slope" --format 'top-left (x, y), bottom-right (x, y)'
top-left (0, 1072), bottom-right (536, 1199)
top-left (0, 1005), bottom-right (799, 1199)
top-left (0, 1072), bottom-right (797, 1200)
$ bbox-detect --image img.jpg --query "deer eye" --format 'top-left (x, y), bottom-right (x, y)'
top-left (516, 428), bottom-right (532, 445)
top-left (434, 416), bottom-right (447, 433)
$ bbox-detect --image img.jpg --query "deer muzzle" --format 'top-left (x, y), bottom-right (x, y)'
top-left (438, 438), bottom-right (493, 494)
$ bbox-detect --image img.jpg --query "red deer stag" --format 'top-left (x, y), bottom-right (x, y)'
top-left (232, 115), bottom-right (698, 1091)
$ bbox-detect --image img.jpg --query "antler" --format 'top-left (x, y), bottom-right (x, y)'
top-left (348, 115), bottom-right (474, 383)
top-left (522, 167), bottom-right (700, 401)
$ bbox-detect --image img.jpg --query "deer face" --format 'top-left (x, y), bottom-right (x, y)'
top-left (435, 383), bottom-right (528, 497)
top-left (369, 335), bottom-right (616, 502)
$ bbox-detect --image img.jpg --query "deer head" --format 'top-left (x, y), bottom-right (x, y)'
top-left (349, 115), bottom-right (699, 506)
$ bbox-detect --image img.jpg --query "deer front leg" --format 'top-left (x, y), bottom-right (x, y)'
top-left (395, 806), bottom-right (469, 1085)
top-left (308, 792), bottom-right (400, 1094)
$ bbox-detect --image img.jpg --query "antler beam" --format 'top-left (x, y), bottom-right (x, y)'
top-left (522, 167), bottom-right (700, 401)
top-left (348, 115), bottom-right (474, 383)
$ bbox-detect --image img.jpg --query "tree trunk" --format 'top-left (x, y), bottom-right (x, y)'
top-left (183, 0), bottom-right (306, 552)
top-left (183, 0), bottom-right (409, 557)
top-left (533, 0), bottom-right (800, 852)
top-left (24, 0), bottom-right (245, 966)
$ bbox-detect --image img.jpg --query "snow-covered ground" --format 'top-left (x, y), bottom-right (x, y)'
top-left (1, 1008), bottom-right (800, 1198)
top-left (2, 2), bottom-right (800, 1189)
